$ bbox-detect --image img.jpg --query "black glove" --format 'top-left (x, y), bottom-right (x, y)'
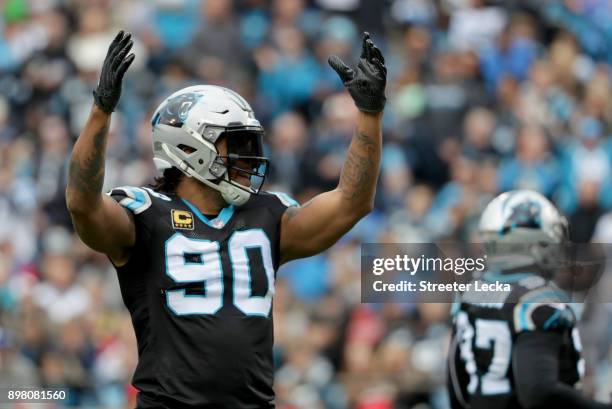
top-left (328, 32), bottom-right (387, 113)
top-left (93, 30), bottom-right (135, 114)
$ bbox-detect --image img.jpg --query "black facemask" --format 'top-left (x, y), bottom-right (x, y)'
top-left (214, 130), bottom-right (269, 194)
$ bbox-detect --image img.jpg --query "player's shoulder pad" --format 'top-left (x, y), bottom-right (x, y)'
top-left (107, 186), bottom-right (172, 215)
top-left (513, 285), bottom-right (576, 332)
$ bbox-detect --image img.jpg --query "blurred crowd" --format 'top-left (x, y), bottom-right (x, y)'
top-left (1, 0), bottom-right (612, 408)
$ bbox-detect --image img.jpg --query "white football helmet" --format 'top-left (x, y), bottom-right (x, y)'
top-left (151, 85), bottom-right (268, 206)
top-left (479, 190), bottom-right (569, 270)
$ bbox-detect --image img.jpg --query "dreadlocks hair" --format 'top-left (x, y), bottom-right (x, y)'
top-left (151, 167), bottom-right (184, 194)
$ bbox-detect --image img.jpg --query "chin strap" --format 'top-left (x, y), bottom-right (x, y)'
top-left (161, 143), bottom-right (252, 206)
top-left (218, 179), bottom-right (251, 206)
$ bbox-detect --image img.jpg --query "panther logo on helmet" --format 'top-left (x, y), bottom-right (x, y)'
top-left (152, 92), bottom-right (203, 128)
top-left (501, 201), bottom-right (542, 235)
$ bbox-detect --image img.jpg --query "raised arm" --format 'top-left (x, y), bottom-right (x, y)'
top-left (65, 31), bottom-right (136, 265)
top-left (279, 32), bottom-right (386, 263)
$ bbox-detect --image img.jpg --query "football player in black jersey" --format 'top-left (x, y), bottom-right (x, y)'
top-left (448, 190), bottom-right (611, 409)
top-left (65, 30), bottom-right (386, 408)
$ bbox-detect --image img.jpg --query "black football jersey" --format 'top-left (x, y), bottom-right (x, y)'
top-left (448, 271), bottom-right (584, 409)
top-left (108, 186), bottom-right (298, 409)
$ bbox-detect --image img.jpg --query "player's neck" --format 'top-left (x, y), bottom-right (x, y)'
top-left (176, 178), bottom-right (226, 215)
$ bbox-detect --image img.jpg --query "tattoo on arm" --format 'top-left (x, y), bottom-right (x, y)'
top-left (68, 125), bottom-right (109, 195)
top-left (339, 131), bottom-right (378, 201)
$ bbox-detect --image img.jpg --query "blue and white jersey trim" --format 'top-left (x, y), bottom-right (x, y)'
top-left (268, 191), bottom-right (299, 208)
top-left (108, 186), bottom-right (153, 214)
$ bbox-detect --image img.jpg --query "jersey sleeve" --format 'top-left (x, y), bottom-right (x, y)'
top-left (107, 186), bottom-right (161, 251)
top-left (263, 191), bottom-right (300, 220)
top-left (513, 299), bottom-right (576, 333)
top-left (108, 186), bottom-right (154, 215)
